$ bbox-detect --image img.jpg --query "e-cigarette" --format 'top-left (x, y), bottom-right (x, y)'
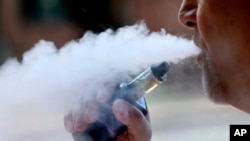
top-left (72, 62), bottom-right (170, 141)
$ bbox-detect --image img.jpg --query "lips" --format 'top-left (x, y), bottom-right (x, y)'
top-left (193, 33), bottom-right (207, 67)
top-left (195, 40), bottom-right (206, 67)
top-left (196, 50), bottom-right (207, 68)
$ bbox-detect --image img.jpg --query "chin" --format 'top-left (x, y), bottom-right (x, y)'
top-left (200, 53), bottom-right (228, 104)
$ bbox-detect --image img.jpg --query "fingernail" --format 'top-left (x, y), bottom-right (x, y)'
top-left (113, 99), bottom-right (129, 123)
top-left (74, 114), bottom-right (89, 132)
top-left (75, 122), bottom-right (87, 132)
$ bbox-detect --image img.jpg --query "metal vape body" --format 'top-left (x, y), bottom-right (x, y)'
top-left (72, 62), bottom-right (170, 141)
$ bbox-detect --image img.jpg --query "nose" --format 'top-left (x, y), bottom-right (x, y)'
top-left (178, 0), bottom-right (197, 30)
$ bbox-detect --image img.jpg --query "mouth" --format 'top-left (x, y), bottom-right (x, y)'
top-left (197, 51), bottom-right (206, 67)
top-left (192, 32), bottom-right (207, 67)
top-left (193, 39), bottom-right (207, 67)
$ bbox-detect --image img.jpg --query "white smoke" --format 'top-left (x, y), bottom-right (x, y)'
top-left (0, 23), bottom-right (200, 141)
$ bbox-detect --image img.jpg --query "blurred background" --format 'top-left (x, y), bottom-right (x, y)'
top-left (0, 0), bottom-right (249, 141)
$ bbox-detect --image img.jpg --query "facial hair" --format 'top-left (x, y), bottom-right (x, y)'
top-left (193, 31), bottom-right (227, 104)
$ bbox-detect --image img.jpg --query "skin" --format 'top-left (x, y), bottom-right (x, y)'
top-left (65, 0), bottom-right (250, 140)
top-left (65, 99), bottom-right (151, 141)
top-left (178, 0), bottom-right (250, 113)
top-left (64, 72), bottom-right (151, 141)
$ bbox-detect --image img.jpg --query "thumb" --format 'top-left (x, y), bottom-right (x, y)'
top-left (112, 99), bottom-right (152, 141)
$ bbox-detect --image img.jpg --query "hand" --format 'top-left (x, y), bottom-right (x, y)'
top-left (64, 71), bottom-right (152, 141)
top-left (112, 99), bottom-right (152, 141)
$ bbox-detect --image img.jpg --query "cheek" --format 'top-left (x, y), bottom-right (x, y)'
top-left (196, 6), bottom-right (240, 93)
top-left (197, 7), bottom-right (238, 71)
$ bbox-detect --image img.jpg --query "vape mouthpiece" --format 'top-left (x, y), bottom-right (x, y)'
top-left (151, 62), bottom-right (171, 81)
top-left (126, 61), bottom-right (171, 94)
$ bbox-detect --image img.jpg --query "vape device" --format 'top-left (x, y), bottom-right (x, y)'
top-left (72, 62), bottom-right (170, 141)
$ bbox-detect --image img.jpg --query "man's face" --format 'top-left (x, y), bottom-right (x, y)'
top-left (178, 0), bottom-right (250, 111)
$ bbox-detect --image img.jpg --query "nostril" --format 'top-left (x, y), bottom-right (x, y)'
top-left (186, 21), bottom-right (196, 27)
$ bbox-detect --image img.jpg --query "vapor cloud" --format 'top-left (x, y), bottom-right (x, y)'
top-left (0, 23), bottom-right (199, 141)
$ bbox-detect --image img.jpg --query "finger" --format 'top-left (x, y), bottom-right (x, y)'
top-left (112, 99), bottom-right (152, 141)
top-left (96, 82), bottom-right (116, 103)
top-left (74, 120), bottom-right (88, 132)
top-left (66, 97), bottom-right (100, 132)
top-left (64, 113), bottom-right (75, 132)
top-left (116, 131), bottom-right (129, 141)
top-left (64, 112), bottom-right (87, 133)
top-left (73, 101), bottom-right (100, 131)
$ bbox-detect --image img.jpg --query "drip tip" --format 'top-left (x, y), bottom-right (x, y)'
top-left (150, 62), bottom-right (171, 81)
